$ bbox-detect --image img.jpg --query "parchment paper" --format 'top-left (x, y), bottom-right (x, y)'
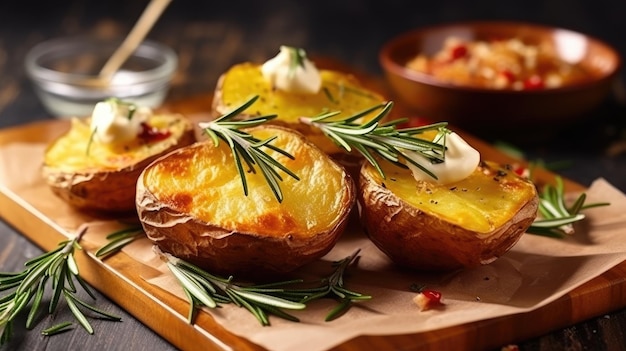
top-left (2, 142), bottom-right (626, 351)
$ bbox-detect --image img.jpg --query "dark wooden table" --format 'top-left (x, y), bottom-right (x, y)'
top-left (1, 1), bottom-right (626, 350)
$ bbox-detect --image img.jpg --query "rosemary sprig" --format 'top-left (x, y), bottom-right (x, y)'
top-left (161, 249), bottom-right (370, 326)
top-left (527, 176), bottom-right (610, 237)
top-left (198, 95), bottom-right (300, 203)
top-left (283, 249), bottom-right (372, 321)
top-left (286, 46), bottom-right (307, 78)
top-left (164, 253), bottom-right (305, 325)
top-left (95, 226), bottom-right (144, 258)
top-left (300, 102), bottom-right (449, 180)
top-left (0, 226), bottom-right (121, 345)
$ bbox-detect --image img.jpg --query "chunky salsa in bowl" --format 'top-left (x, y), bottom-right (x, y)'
top-left (379, 21), bottom-right (621, 134)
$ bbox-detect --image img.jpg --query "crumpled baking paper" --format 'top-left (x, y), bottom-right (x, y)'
top-left (1, 141), bottom-right (625, 351)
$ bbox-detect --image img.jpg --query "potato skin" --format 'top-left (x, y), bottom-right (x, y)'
top-left (358, 161), bottom-right (539, 271)
top-left (136, 126), bottom-right (356, 277)
top-left (43, 116), bottom-right (196, 213)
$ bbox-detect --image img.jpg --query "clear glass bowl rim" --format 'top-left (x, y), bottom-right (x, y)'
top-left (24, 35), bottom-right (178, 87)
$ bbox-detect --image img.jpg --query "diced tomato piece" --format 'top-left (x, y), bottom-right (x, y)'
top-left (413, 288), bottom-right (444, 311)
top-left (138, 122), bottom-right (171, 142)
top-left (500, 70), bottom-right (516, 83)
top-left (450, 44), bottom-right (468, 60)
top-left (523, 75), bottom-right (544, 90)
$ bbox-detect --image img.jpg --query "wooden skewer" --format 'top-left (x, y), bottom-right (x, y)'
top-left (84, 0), bottom-right (172, 87)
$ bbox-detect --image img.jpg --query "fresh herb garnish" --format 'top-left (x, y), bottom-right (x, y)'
top-left (286, 46), bottom-right (307, 78)
top-left (300, 101), bottom-right (449, 180)
top-left (105, 97), bottom-right (137, 120)
top-left (527, 175), bottom-right (610, 237)
top-left (288, 249), bottom-right (372, 321)
top-left (95, 226), bottom-right (144, 258)
top-left (161, 249), bottom-right (370, 326)
top-left (198, 95), bottom-right (300, 202)
top-left (0, 226), bottom-right (121, 345)
top-left (86, 127), bottom-right (97, 157)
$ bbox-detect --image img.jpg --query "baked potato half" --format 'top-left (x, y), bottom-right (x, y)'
top-left (212, 62), bottom-right (386, 155)
top-left (358, 160), bottom-right (539, 271)
top-left (43, 114), bottom-right (195, 213)
top-left (136, 125), bottom-right (355, 276)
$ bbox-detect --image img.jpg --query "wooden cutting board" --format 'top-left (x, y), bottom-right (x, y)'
top-left (1, 64), bottom-right (625, 350)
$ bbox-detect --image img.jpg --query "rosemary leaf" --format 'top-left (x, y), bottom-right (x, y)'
top-left (167, 262), bottom-right (217, 309)
top-left (182, 288), bottom-right (197, 323)
top-left (232, 290), bottom-right (306, 310)
top-left (7, 292), bottom-right (31, 322)
top-left (26, 279), bottom-right (46, 329)
top-left (159, 250), bottom-right (370, 326)
top-left (0, 226), bottom-right (120, 345)
top-left (531, 214), bottom-right (585, 227)
top-left (325, 298), bottom-right (351, 322)
top-left (198, 95), bottom-right (300, 202)
top-left (41, 322), bottom-right (74, 336)
top-left (63, 290), bottom-right (94, 334)
top-left (528, 175), bottom-right (610, 236)
top-left (96, 227), bottom-right (144, 258)
top-left (49, 264), bottom-right (66, 314)
top-left (74, 275), bottom-right (97, 301)
top-left (68, 296), bottom-right (122, 321)
top-left (257, 304), bottom-right (300, 323)
top-left (95, 236), bottom-right (139, 258)
top-left (0, 281), bottom-right (21, 292)
top-left (300, 102), bottom-right (448, 180)
top-left (23, 245), bottom-right (65, 267)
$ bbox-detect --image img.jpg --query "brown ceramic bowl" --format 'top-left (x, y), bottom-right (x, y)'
top-left (379, 21), bottom-right (621, 135)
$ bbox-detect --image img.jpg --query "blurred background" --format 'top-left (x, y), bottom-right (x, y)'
top-left (1, 0), bottom-right (625, 118)
top-left (1, 0), bottom-right (625, 189)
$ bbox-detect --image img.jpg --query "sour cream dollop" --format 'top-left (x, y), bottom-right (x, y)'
top-left (90, 99), bottom-right (152, 144)
top-left (261, 46), bottom-right (322, 94)
top-left (405, 132), bottom-right (480, 185)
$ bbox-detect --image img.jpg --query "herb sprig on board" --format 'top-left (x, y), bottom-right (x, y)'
top-left (0, 226), bottom-right (121, 345)
top-left (527, 175), bottom-right (610, 237)
top-left (493, 142), bottom-right (610, 237)
top-left (94, 226), bottom-right (144, 258)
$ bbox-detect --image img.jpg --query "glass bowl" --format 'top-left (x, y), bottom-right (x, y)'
top-left (25, 36), bottom-right (178, 118)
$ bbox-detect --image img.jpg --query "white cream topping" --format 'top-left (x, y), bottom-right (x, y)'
top-left (405, 132), bottom-right (480, 184)
top-left (261, 46), bottom-right (322, 94)
top-left (89, 99), bottom-right (152, 144)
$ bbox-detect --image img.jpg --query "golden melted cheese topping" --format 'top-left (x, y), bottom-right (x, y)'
top-left (141, 127), bottom-right (351, 237)
top-left (364, 160), bottom-right (537, 233)
top-left (44, 115), bottom-right (191, 172)
top-left (218, 63), bottom-right (385, 123)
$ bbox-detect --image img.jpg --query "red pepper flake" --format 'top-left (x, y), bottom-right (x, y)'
top-left (523, 75), bottom-right (544, 90)
top-left (138, 122), bottom-right (171, 142)
top-left (413, 288), bottom-right (444, 311)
